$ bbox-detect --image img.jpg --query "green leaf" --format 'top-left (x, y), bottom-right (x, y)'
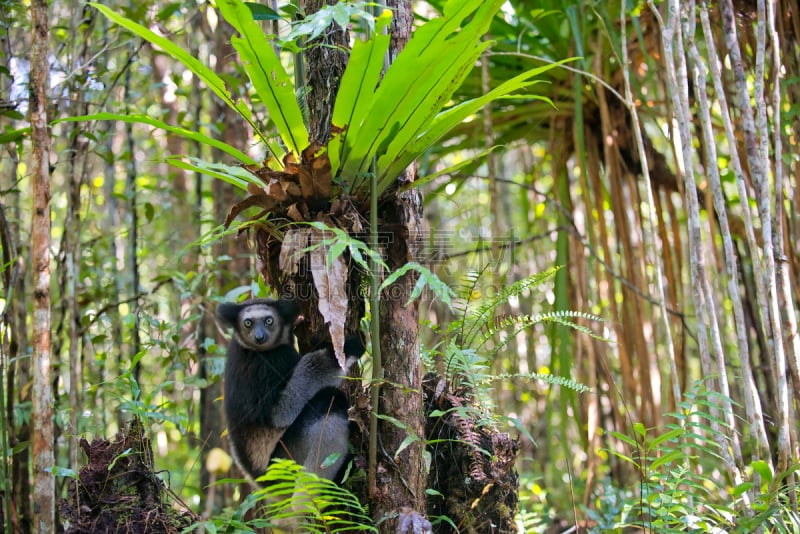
top-left (320, 452), bottom-right (342, 469)
top-left (496, 414), bottom-right (537, 446)
top-left (650, 449), bottom-right (683, 471)
top-left (401, 145), bottom-right (501, 191)
top-left (87, 2), bottom-right (278, 160)
top-left (610, 430), bottom-right (638, 448)
top-left (217, 0), bottom-right (309, 156)
top-left (379, 261), bottom-right (455, 310)
top-left (375, 413), bottom-right (411, 430)
top-left (382, 61), bottom-right (571, 184)
top-left (394, 433), bottom-right (420, 461)
top-left (371, 37), bottom-right (493, 179)
top-left (733, 481), bottom-right (754, 497)
top-left (633, 422), bottom-right (647, 439)
top-left (0, 126), bottom-right (28, 144)
top-left (605, 448), bottom-right (640, 468)
top-left (330, 9), bottom-right (392, 178)
top-left (244, 2), bottom-right (282, 21)
top-left (166, 155), bottom-right (260, 190)
top-left (648, 427), bottom-right (683, 449)
top-left (55, 112), bottom-right (257, 165)
top-left (107, 447), bottom-right (134, 471)
top-left (751, 460), bottom-right (773, 484)
top-left (340, 0), bottom-right (504, 186)
top-left (46, 466), bottom-right (79, 479)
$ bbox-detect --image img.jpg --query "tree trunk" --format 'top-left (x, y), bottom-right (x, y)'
top-left (374, 186), bottom-right (427, 529)
top-left (62, 12), bottom-right (92, 474)
top-left (371, 1), bottom-right (428, 528)
top-left (298, 1), bottom-right (428, 527)
top-left (304, 0), bottom-right (349, 146)
top-left (29, 0), bottom-right (55, 531)
top-left (123, 42), bottom-right (142, 389)
top-left (202, 17), bottom-right (252, 511)
top-left (1, 145), bottom-right (31, 533)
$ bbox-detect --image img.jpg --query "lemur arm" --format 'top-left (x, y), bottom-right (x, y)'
top-left (269, 341), bottom-right (361, 428)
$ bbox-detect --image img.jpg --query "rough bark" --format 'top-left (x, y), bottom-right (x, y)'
top-left (374, 186), bottom-right (428, 529)
top-left (304, 0), bottom-right (349, 146)
top-left (29, 0), bottom-right (55, 531)
top-left (371, 1), bottom-right (428, 528)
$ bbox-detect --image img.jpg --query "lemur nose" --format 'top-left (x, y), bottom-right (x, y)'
top-left (254, 333), bottom-right (266, 344)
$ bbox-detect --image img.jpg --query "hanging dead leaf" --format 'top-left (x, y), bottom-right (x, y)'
top-left (302, 142), bottom-right (321, 161)
top-left (308, 226), bottom-right (348, 368)
top-left (296, 165), bottom-right (315, 202)
top-left (283, 181), bottom-right (302, 199)
top-left (279, 227), bottom-right (311, 275)
top-left (246, 182), bottom-right (264, 196)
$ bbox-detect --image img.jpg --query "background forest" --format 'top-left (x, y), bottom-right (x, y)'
top-left (2, 0), bottom-right (800, 532)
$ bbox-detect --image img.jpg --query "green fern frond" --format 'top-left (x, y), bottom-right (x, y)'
top-left (254, 459), bottom-right (377, 533)
top-left (478, 372), bottom-right (592, 393)
top-left (461, 266), bottom-right (563, 344)
top-left (447, 266), bottom-right (491, 339)
top-left (475, 309), bottom-right (606, 355)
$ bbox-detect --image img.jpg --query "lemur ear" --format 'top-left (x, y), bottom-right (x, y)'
top-left (216, 302), bottom-right (242, 327)
top-left (275, 299), bottom-right (301, 323)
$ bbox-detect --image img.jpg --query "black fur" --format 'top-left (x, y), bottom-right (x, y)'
top-left (217, 298), bottom-right (363, 485)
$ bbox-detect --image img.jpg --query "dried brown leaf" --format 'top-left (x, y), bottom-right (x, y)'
top-left (266, 179), bottom-right (288, 202)
top-left (309, 226), bottom-right (348, 368)
top-left (246, 182), bottom-right (264, 196)
top-left (297, 166), bottom-right (315, 202)
top-left (224, 193), bottom-right (275, 227)
top-left (279, 228), bottom-right (310, 275)
top-left (282, 181), bottom-right (302, 199)
top-left (286, 203), bottom-right (306, 222)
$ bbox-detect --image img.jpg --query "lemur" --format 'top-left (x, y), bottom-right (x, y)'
top-left (216, 298), bottom-right (363, 485)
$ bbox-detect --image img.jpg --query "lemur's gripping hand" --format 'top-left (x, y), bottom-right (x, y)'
top-left (271, 336), bottom-right (364, 428)
top-left (307, 336), bottom-right (365, 371)
top-left (343, 335), bottom-right (365, 361)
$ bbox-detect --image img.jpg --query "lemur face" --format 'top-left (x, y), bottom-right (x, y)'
top-left (235, 304), bottom-right (286, 351)
top-left (217, 299), bottom-right (300, 352)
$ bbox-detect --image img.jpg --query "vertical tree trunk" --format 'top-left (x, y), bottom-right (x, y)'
top-left (298, 1), bottom-right (427, 527)
top-left (63, 11), bottom-right (92, 473)
top-left (0, 11), bottom-right (32, 531)
top-left (2, 143), bottom-right (32, 533)
top-left (123, 45), bottom-right (142, 388)
top-left (304, 0), bottom-right (349, 146)
top-left (29, 0), bottom-right (55, 531)
top-left (203, 18), bottom-right (252, 510)
top-left (372, 1), bottom-right (428, 528)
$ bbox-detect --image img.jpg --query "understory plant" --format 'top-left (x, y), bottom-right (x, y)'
top-left (189, 459), bottom-right (376, 533)
top-left (431, 265), bottom-right (596, 410)
top-left (420, 265), bottom-right (600, 531)
top-left (603, 381), bottom-right (800, 533)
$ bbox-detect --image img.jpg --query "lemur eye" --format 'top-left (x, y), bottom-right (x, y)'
top-left (243, 319), bottom-right (253, 328)
top-left (265, 317), bottom-right (274, 326)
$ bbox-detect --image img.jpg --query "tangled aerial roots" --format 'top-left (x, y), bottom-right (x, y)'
top-left (61, 418), bottom-right (195, 534)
